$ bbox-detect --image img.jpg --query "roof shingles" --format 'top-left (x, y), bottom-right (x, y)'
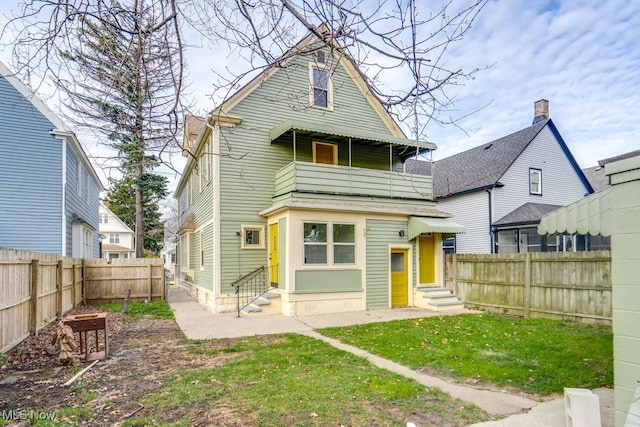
top-left (432, 120), bottom-right (548, 198)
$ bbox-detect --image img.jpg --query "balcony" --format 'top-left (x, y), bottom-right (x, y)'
top-left (274, 161), bottom-right (433, 200)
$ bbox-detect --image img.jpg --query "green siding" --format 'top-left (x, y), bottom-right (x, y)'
top-left (217, 48), bottom-right (404, 288)
top-left (365, 219), bottom-right (412, 309)
top-left (295, 270), bottom-right (362, 293)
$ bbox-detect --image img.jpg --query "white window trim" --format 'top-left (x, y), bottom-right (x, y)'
top-left (308, 63), bottom-right (333, 110)
top-left (312, 141), bottom-right (338, 165)
top-left (241, 225), bottom-right (265, 249)
top-left (302, 221), bottom-right (356, 266)
top-left (529, 168), bottom-right (542, 195)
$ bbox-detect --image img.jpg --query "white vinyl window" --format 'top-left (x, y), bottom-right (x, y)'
top-left (309, 64), bottom-right (333, 109)
top-left (99, 213), bottom-right (109, 224)
top-left (303, 222), bottom-right (355, 265)
top-left (109, 233), bottom-right (120, 244)
top-left (529, 168), bottom-right (542, 195)
top-left (241, 225), bottom-right (265, 249)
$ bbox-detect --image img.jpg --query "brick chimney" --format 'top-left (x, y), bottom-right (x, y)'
top-left (533, 99), bottom-right (549, 124)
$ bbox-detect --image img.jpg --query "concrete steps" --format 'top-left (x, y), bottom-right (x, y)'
top-left (241, 290), bottom-right (282, 315)
top-left (416, 286), bottom-right (464, 311)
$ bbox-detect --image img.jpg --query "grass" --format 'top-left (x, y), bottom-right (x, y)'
top-left (101, 300), bottom-right (174, 321)
top-left (140, 334), bottom-right (489, 426)
top-left (319, 312), bottom-right (613, 395)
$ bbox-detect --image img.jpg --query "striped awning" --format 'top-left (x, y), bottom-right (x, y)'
top-left (269, 120), bottom-right (437, 150)
top-left (537, 188), bottom-right (611, 236)
top-left (408, 216), bottom-right (465, 240)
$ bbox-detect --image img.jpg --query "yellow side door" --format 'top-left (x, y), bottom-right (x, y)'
top-left (390, 249), bottom-right (408, 307)
top-left (269, 223), bottom-right (279, 286)
top-left (419, 235), bottom-right (435, 284)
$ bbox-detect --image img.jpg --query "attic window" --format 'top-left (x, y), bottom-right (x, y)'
top-left (529, 168), bottom-right (542, 195)
top-left (309, 64), bottom-right (333, 110)
top-left (315, 50), bottom-right (326, 64)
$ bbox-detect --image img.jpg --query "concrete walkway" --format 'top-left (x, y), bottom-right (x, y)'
top-left (167, 285), bottom-right (613, 426)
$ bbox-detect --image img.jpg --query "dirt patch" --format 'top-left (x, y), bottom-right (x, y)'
top-left (0, 307), bottom-right (232, 426)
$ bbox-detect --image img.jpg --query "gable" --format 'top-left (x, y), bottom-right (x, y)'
top-left (433, 120), bottom-right (548, 198)
top-left (224, 44), bottom-right (402, 141)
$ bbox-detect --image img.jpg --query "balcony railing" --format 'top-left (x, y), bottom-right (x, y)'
top-left (274, 161), bottom-right (433, 200)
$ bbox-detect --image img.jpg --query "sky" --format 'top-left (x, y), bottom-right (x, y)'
top-left (1, 0), bottom-right (639, 190)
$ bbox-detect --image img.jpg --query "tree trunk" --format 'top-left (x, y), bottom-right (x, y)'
top-left (135, 175), bottom-right (144, 258)
top-left (123, 288), bottom-right (131, 314)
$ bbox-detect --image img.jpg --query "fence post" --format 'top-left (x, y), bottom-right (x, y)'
top-left (82, 258), bottom-right (86, 306)
top-left (30, 259), bottom-right (39, 335)
top-left (452, 253), bottom-right (458, 296)
top-left (71, 261), bottom-right (76, 308)
top-left (148, 264), bottom-right (153, 302)
top-left (524, 252), bottom-right (531, 318)
top-left (57, 260), bottom-right (63, 320)
top-left (161, 262), bottom-right (166, 301)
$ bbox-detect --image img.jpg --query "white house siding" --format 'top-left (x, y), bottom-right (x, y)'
top-left (436, 191), bottom-right (490, 254)
top-left (493, 125), bottom-right (589, 222)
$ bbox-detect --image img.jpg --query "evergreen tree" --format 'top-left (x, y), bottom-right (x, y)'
top-left (53, 2), bottom-right (180, 257)
top-left (106, 173), bottom-right (168, 255)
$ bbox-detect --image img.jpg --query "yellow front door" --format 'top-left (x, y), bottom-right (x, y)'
top-left (419, 235), bottom-right (435, 284)
top-left (391, 249), bottom-right (408, 307)
top-left (269, 223), bottom-right (279, 286)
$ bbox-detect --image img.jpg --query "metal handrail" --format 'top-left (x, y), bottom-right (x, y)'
top-left (230, 266), bottom-right (270, 317)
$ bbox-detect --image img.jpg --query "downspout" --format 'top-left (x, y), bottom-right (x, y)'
top-left (486, 187), bottom-right (494, 253)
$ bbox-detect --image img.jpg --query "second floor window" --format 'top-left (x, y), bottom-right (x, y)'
top-left (529, 168), bottom-right (542, 195)
top-left (313, 141), bottom-right (337, 165)
top-left (109, 233), bottom-right (120, 244)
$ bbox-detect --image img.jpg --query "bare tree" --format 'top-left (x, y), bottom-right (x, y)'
top-left (3, 0), bottom-right (488, 198)
top-left (2, 0), bottom-right (184, 257)
top-left (182, 0), bottom-right (489, 147)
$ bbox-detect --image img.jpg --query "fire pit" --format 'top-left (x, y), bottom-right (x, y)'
top-left (63, 312), bottom-right (108, 361)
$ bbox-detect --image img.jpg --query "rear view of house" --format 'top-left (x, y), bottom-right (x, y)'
top-left (174, 28), bottom-right (465, 316)
top-left (0, 61), bottom-right (103, 257)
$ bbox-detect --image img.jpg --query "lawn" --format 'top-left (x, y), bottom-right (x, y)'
top-left (319, 312), bottom-right (613, 396)
top-left (136, 334), bottom-right (489, 426)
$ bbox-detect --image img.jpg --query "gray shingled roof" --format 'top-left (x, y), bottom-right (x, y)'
top-left (493, 202), bottom-right (563, 227)
top-left (582, 165), bottom-right (608, 192)
top-left (432, 120), bottom-right (548, 198)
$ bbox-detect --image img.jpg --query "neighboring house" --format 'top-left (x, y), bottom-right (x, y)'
top-left (174, 27), bottom-right (465, 316)
top-left (538, 153), bottom-right (640, 426)
top-left (411, 100), bottom-right (593, 254)
top-left (0, 61), bottom-right (103, 257)
top-left (98, 201), bottom-right (135, 260)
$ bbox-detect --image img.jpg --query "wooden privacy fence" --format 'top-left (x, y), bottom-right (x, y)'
top-left (0, 248), bottom-right (165, 353)
top-left (445, 251), bottom-right (612, 324)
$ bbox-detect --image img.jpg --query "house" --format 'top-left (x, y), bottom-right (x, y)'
top-left (174, 28), bottom-right (465, 316)
top-left (0, 61), bottom-right (103, 257)
top-left (98, 201), bottom-right (135, 260)
top-left (417, 100), bottom-right (593, 254)
top-left (538, 153), bottom-right (640, 426)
